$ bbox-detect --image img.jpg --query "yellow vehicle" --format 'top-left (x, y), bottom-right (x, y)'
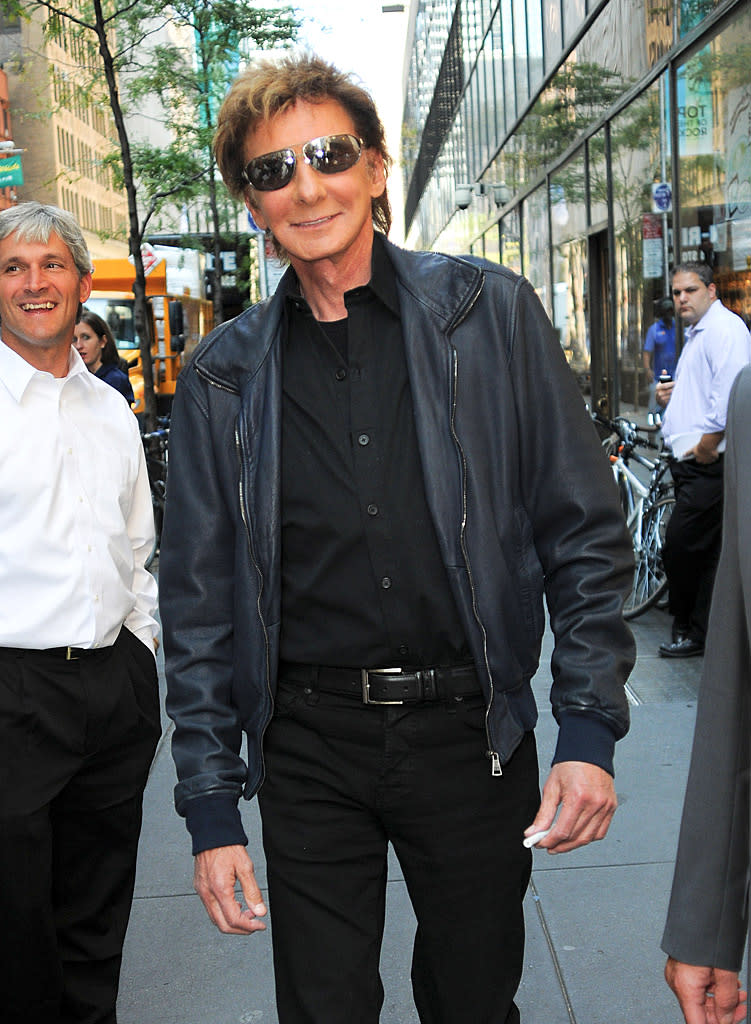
top-left (87, 258), bottom-right (213, 415)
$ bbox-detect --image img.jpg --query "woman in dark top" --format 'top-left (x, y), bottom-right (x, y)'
top-left (73, 309), bottom-right (135, 405)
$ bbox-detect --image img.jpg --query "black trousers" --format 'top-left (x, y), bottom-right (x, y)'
top-left (0, 628), bottom-right (160, 1024)
top-left (258, 678), bottom-right (540, 1024)
top-left (663, 458), bottom-right (724, 642)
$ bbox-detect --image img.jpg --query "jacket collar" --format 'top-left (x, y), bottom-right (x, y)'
top-left (191, 237), bottom-right (485, 390)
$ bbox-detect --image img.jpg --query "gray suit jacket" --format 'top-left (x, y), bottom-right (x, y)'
top-left (662, 363), bottom-right (751, 971)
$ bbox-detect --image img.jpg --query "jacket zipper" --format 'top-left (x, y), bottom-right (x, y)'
top-left (235, 421), bottom-right (275, 798)
top-left (448, 341), bottom-right (502, 778)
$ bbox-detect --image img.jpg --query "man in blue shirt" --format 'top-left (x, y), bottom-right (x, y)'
top-left (643, 296), bottom-right (676, 418)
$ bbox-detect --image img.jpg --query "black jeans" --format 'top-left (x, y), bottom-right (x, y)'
top-left (663, 457), bottom-right (724, 641)
top-left (0, 628), bottom-right (160, 1024)
top-left (258, 677), bottom-right (540, 1024)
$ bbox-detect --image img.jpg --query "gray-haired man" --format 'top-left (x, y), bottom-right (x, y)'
top-left (0, 202), bottom-right (160, 1023)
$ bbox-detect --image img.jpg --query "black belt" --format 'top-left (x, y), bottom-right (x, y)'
top-left (279, 662), bottom-right (480, 705)
top-left (0, 645), bottom-right (103, 661)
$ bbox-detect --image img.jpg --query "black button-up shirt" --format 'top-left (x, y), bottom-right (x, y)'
top-left (280, 234), bottom-right (470, 668)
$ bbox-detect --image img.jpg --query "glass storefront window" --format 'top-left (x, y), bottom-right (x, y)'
top-left (522, 184), bottom-right (551, 313)
top-left (588, 128), bottom-right (609, 228)
top-left (677, 2), bottom-right (751, 327)
top-left (551, 151), bottom-right (589, 395)
top-left (678, 0), bottom-right (720, 39)
top-left (543, 0), bottom-right (562, 75)
top-left (526, 0), bottom-right (545, 95)
top-left (489, 9), bottom-right (508, 141)
top-left (562, 0), bottom-right (585, 46)
top-left (521, 0), bottom-right (643, 180)
top-left (500, 0), bottom-right (517, 126)
top-left (513, 0), bottom-right (530, 112)
top-left (501, 207), bottom-right (522, 274)
top-left (611, 77), bottom-right (673, 416)
top-left (576, 0), bottom-right (652, 84)
top-left (483, 222), bottom-right (501, 264)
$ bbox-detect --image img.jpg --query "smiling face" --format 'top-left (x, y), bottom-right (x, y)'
top-left (0, 230), bottom-right (92, 374)
top-left (73, 320), bottom-right (105, 373)
top-left (244, 98), bottom-right (386, 275)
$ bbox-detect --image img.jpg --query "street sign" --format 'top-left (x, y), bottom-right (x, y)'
top-left (0, 156), bottom-right (23, 188)
top-left (652, 182), bottom-right (672, 214)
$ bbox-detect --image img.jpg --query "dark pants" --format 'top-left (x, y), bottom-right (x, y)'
top-left (663, 458), bottom-right (724, 642)
top-left (0, 628), bottom-right (160, 1024)
top-left (258, 677), bottom-right (540, 1024)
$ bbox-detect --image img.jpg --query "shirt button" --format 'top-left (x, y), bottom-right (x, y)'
top-left (381, 576), bottom-right (392, 589)
top-left (399, 644), bottom-right (409, 656)
top-left (335, 368), bottom-right (347, 381)
top-left (367, 504), bottom-right (378, 516)
top-left (358, 433), bottom-right (370, 446)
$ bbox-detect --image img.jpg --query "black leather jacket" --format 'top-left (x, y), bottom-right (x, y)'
top-left (160, 239), bottom-right (635, 851)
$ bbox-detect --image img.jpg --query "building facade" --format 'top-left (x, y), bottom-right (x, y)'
top-left (0, 6), bottom-right (129, 259)
top-left (402, 0), bottom-right (751, 417)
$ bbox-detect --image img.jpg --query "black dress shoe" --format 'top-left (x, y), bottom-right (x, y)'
top-left (658, 635), bottom-right (705, 658)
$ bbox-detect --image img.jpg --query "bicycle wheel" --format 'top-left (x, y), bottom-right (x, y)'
top-left (623, 495), bottom-right (674, 620)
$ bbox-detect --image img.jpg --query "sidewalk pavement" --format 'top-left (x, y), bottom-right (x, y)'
top-left (118, 604), bottom-right (708, 1023)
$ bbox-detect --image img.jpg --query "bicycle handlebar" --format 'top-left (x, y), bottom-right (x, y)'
top-left (141, 427), bottom-right (169, 444)
top-left (592, 411), bottom-right (661, 452)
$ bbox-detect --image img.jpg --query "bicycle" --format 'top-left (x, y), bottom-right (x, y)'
top-left (141, 417), bottom-right (169, 569)
top-left (593, 413), bottom-right (675, 620)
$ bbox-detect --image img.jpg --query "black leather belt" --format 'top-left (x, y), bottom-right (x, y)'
top-left (279, 662), bottom-right (480, 705)
top-left (0, 645), bottom-right (102, 660)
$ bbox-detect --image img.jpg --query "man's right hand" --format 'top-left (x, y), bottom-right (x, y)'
top-left (193, 845), bottom-right (267, 935)
top-left (665, 957), bottom-right (747, 1024)
top-left (655, 379), bottom-right (674, 407)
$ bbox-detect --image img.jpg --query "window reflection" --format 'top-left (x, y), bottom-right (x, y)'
top-left (677, 2), bottom-right (751, 327)
top-left (611, 79), bottom-right (673, 415)
top-left (523, 185), bottom-right (551, 313)
top-left (501, 207), bottom-right (522, 274)
top-left (551, 152), bottom-right (590, 395)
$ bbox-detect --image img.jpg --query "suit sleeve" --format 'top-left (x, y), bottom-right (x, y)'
top-left (661, 367), bottom-right (751, 971)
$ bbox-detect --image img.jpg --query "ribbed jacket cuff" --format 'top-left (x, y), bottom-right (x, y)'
top-left (552, 712), bottom-right (618, 777)
top-left (184, 794), bottom-right (249, 856)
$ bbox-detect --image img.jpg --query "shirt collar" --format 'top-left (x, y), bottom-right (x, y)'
top-left (284, 232), bottom-right (400, 320)
top-left (688, 297), bottom-right (719, 336)
top-left (0, 339), bottom-right (89, 403)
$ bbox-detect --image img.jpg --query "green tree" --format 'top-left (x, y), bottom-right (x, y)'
top-left (122, 0), bottom-right (298, 324)
top-left (8, 0), bottom-right (296, 424)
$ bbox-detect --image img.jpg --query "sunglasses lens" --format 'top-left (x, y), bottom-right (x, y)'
top-left (244, 135), bottom-right (363, 191)
top-left (305, 134), bottom-right (362, 174)
top-left (246, 150), bottom-right (295, 191)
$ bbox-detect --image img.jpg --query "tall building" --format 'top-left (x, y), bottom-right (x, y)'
top-left (1, 5), bottom-right (129, 258)
top-left (401, 0), bottom-right (751, 418)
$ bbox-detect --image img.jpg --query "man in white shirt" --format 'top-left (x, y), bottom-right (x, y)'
top-left (656, 261), bottom-right (751, 658)
top-left (0, 202), bottom-right (160, 1024)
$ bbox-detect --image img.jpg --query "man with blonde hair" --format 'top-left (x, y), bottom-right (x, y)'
top-left (161, 54), bottom-right (635, 1023)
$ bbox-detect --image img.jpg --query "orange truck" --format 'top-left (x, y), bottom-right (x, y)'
top-left (87, 257), bottom-right (213, 415)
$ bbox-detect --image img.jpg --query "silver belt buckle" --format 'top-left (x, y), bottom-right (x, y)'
top-left (361, 667), bottom-right (404, 705)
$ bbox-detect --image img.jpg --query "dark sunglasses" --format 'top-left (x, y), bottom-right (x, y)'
top-left (242, 133), bottom-right (364, 192)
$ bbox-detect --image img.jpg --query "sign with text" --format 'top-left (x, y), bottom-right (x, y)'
top-left (0, 156), bottom-right (23, 188)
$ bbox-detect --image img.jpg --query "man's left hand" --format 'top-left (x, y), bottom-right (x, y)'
top-left (524, 761), bottom-right (617, 854)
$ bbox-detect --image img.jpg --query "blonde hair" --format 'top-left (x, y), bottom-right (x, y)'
top-left (215, 52), bottom-right (392, 250)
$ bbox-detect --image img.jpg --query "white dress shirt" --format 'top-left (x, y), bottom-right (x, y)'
top-left (662, 299), bottom-right (751, 452)
top-left (0, 341), bottom-right (158, 651)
